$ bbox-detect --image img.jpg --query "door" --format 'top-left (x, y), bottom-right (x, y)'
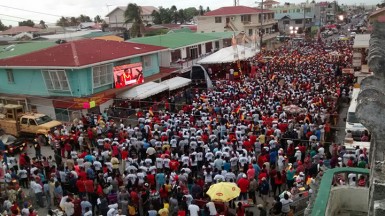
top-left (226, 17), bottom-right (230, 24)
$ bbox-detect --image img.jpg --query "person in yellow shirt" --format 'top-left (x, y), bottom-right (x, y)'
top-left (158, 207), bottom-right (169, 216)
top-left (128, 204), bottom-right (136, 216)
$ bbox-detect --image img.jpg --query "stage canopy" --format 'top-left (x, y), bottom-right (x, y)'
top-left (117, 81), bottom-right (169, 100)
top-left (160, 77), bottom-right (191, 91)
top-left (197, 45), bottom-right (258, 64)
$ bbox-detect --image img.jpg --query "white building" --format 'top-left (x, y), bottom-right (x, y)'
top-left (197, 6), bottom-right (277, 36)
top-left (106, 6), bottom-right (158, 28)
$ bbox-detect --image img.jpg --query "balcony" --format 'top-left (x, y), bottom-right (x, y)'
top-left (243, 19), bottom-right (277, 27)
top-left (308, 167), bottom-right (370, 216)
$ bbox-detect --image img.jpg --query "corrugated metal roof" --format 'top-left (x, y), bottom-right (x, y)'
top-left (0, 42), bottom-right (57, 59)
top-left (275, 13), bottom-right (314, 20)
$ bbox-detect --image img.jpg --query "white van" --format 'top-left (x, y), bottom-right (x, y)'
top-left (345, 87), bottom-right (369, 140)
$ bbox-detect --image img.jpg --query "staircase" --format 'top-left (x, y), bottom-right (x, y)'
top-left (225, 21), bottom-right (238, 32)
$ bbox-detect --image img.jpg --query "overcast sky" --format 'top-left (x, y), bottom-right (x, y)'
top-left (0, 0), bottom-right (378, 26)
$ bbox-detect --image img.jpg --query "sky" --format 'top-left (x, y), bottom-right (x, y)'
top-left (0, 0), bottom-right (378, 26)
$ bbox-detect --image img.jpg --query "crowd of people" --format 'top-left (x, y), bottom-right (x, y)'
top-left (0, 37), bottom-right (370, 216)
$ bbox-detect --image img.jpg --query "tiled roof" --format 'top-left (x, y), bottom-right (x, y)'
top-left (0, 39), bottom-right (167, 68)
top-left (129, 32), bottom-right (220, 49)
top-left (0, 26), bottom-right (42, 35)
top-left (204, 6), bottom-right (272, 16)
top-left (0, 42), bottom-right (57, 59)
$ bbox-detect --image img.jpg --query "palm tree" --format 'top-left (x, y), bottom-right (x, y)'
top-left (124, 3), bottom-right (145, 38)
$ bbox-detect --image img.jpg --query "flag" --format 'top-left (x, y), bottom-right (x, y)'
top-left (149, 107), bottom-right (154, 117)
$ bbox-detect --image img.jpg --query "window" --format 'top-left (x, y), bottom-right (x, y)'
top-left (92, 64), bottom-right (113, 88)
top-left (241, 15), bottom-right (251, 22)
top-left (215, 17), bottom-right (222, 23)
top-left (283, 20), bottom-right (290, 25)
top-left (6, 69), bottom-right (14, 83)
top-left (249, 29), bottom-right (253, 36)
top-left (29, 119), bottom-right (37, 126)
top-left (142, 55), bottom-right (152, 68)
top-left (21, 118), bottom-right (28, 124)
top-left (42, 69), bottom-right (70, 91)
top-left (297, 9), bottom-right (300, 12)
top-left (295, 20), bottom-right (303, 24)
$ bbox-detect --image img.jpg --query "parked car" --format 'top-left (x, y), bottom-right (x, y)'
top-left (350, 32), bottom-right (357, 37)
top-left (339, 35), bottom-right (348, 40)
top-left (0, 134), bottom-right (27, 155)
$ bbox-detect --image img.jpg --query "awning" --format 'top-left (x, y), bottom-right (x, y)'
top-left (197, 45), bottom-right (258, 64)
top-left (353, 34), bottom-right (370, 49)
top-left (117, 81), bottom-right (169, 100)
top-left (160, 77), bottom-right (191, 91)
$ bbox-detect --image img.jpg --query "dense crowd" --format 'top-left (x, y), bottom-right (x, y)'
top-left (0, 38), bottom-right (369, 216)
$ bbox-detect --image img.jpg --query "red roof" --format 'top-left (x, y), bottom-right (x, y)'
top-left (204, 6), bottom-right (272, 16)
top-left (0, 39), bottom-right (167, 68)
top-left (0, 26), bottom-right (42, 35)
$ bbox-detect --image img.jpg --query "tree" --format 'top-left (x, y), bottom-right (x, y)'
top-left (206, 7), bottom-right (211, 12)
top-left (70, 17), bottom-right (78, 26)
top-left (18, 20), bottom-right (35, 27)
top-left (56, 17), bottom-right (70, 27)
top-left (39, 20), bottom-right (47, 29)
top-left (124, 3), bottom-right (145, 38)
top-left (94, 15), bottom-right (103, 23)
top-left (151, 10), bottom-right (162, 24)
top-left (78, 14), bottom-right (92, 23)
top-left (170, 5), bottom-right (178, 24)
top-left (0, 20), bottom-right (7, 31)
top-left (178, 9), bottom-right (186, 24)
top-left (183, 7), bottom-right (199, 22)
top-left (199, 5), bottom-right (205, 16)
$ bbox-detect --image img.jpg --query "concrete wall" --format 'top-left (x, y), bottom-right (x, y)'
top-left (28, 97), bottom-right (56, 119)
top-left (326, 186), bottom-right (369, 216)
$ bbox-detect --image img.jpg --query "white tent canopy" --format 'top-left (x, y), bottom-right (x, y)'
top-left (197, 45), bottom-right (258, 64)
top-left (117, 81), bottom-right (169, 100)
top-left (160, 77), bottom-right (191, 91)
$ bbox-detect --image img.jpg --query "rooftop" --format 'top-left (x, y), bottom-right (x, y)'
top-left (0, 42), bottom-right (57, 59)
top-left (129, 32), bottom-right (220, 49)
top-left (275, 13), bottom-right (315, 20)
top-left (0, 39), bottom-right (167, 68)
top-left (0, 26), bottom-right (42, 35)
top-left (203, 6), bottom-right (272, 16)
top-left (106, 6), bottom-right (158, 17)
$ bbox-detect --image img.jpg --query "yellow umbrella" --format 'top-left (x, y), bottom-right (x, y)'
top-left (206, 182), bottom-right (241, 202)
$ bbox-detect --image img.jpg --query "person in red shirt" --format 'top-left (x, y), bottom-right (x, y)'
top-left (76, 179), bottom-right (86, 198)
top-left (84, 179), bottom-right (94, 194)
top-left (78, 167), bottom-right (87, 180)
top-left (237, 174), bottom-right (250, 200)
top-left (169, 159), bottom-right (180, 171)
top-left (147, 172), bottom-right (155, 187)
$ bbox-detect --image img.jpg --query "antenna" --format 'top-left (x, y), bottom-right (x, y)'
top-left (106, 4), bottom-right (113, 14)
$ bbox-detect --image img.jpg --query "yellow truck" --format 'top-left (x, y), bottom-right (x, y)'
top-left (0, 104), bottom-right (62, 140)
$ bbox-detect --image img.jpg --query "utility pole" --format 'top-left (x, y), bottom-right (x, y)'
top-left (303, 3), bottom-right (306, 31)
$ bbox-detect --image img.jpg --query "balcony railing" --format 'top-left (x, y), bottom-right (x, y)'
top-left (243, 19), bottom-right (277, 27)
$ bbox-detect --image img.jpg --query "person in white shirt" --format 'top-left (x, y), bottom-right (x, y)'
top-left (62, 198), bottom-right (75, 216)
top-left (188, 202), bottom-right (200, 216)
top-left (31, 180), bottom-right (44, 207)
top-left (84, 207), bottom-right (93, 216)
top-left (206, 201), bottom-right (218, 216)
top-left (280, 193), bottom-right (293, 214)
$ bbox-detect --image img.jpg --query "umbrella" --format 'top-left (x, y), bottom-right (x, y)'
top-left (283, 105), bottom-right (306, 114)
top-left (206, 182), bottom-right (241, 202)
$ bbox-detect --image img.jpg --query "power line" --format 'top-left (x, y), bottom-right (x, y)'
top-left (0, 14), bottom-right (57, 25)
top-left (0, 4), bottom-right (63, 17)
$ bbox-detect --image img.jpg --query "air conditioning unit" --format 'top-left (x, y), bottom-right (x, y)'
top-left (231, 16), bottom-right (236, 21)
